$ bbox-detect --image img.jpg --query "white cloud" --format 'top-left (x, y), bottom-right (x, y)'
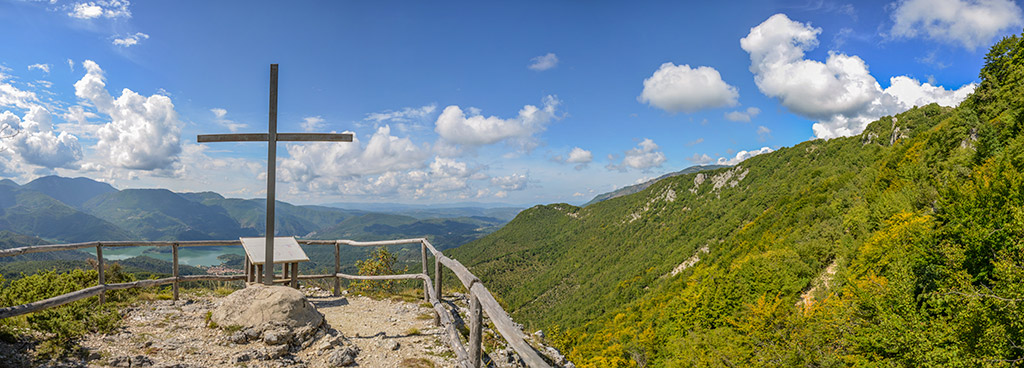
top-left (27, 64), bottom-right (50, 74)
top-left (491, 173), bottom-right (528, 191)
top-left (528, 53), bottom-right (559, 71)
top-left (366, 104), bottom-right (436, 124)
top-left (724, 107), bottom-right (761, 122)
top-left (717, 147), bottom-right (773, 165)
top-left (741, 13), bottom-right (976, 139)
top-left (607, 138), bottom-right (666, 171)
top-left (435, 95), bottom-right (560, 149)
top-left (74, 60), bottom-right (183, 170)
top-left (0, 107), bottom-right (83, 169)
top-left (278, 125), bottom-right (428, 183)
top-left (688, 153), bottom-right (714, 165)
top-left (757, 125), bottom-right (772, 141)
top-left (210, 108), bottom-right (247, 132)
top-left (113, 32), bottom-right (149, 47)
top-left (67, 59), bottom-right (74, 72)
top-left (890, 0), bottom-right (1023, 49)
top-left (0, 78), bottom-right (39, 110)
top-left (68, 1), bottom-right (131, 19)
top-left (566, 147), bottom-right (593, 164)
top-left (638, 62), bottom-right (739, 113)
top-left (300, 116), bottom-right (325, 132)
top-left (63, 105), bottom-right (99, 125)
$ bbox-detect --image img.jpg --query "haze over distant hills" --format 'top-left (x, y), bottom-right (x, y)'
top-left (0, 175), bottom-right (524, 276)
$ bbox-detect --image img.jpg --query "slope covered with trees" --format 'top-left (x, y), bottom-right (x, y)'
top-left (449, 34), bottom-right (1024, 366)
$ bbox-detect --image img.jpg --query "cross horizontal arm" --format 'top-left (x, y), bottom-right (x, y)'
top-left (197, 133), bottom-right (354, 143)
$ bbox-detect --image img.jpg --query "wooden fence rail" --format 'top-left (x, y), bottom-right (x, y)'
top-left (0, 238), bottom-right (552, 368)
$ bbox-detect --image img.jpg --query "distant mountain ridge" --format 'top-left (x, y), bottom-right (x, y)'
top-left (583, 164), bottom-right (727, 206)
top-left (0, 176), bottom-right (522, 251)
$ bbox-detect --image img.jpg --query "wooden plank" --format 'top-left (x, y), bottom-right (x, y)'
top-left (423, 279), bottom-right (470, 366)
top-left (469, 282), bottom-right (550, 367)
top-left (96, 245), bottom-right (104, 305)
top-left (291, 262), bottom-right (298, 288)
top-left (265, 63), bottom-right (279, 287)
top-left (334, 242), bottom-right (340, 296)
top-left (434, 256), bottom-right (442, 326)
top-left (196, 133), bottom-right (269, 142)
top-left (421, 243), bottom-right (429, 302)
top-left (172, 243), bottom-right (179, 301)
top-left (470, 294), bottom-right (482, 368)
top-left (337, 238), bottom-right (425, 247)
top-left (0, 285), bottom-right (105, 319)
top-left (0, 241), bottom-right (98, 258)
top-left (276, 133), bottom-right (353, 142)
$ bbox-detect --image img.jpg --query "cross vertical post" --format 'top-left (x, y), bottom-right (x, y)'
top-left (197, 64), bottom-right (353, 288)
top-left (265, 64), bottom-right (278, 286)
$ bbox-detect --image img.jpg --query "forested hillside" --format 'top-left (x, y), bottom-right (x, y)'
top-left (449, 34), bottom-right (1024, 366)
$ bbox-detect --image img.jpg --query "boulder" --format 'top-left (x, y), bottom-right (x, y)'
top-left (211, 284), bottom-right (324, 330)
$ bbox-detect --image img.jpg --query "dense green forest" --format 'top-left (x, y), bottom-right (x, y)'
top-left (449, 33), bottom-right (1024, 366)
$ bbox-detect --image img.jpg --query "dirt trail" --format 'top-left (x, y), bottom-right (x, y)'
top-left (59, 288), bottom-right (459, 368)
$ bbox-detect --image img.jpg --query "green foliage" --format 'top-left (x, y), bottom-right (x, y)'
top-left (0, 264), bottom-right (138, 358)
top-left (451, 32), bottom-right (1024, 367)
top-left (350, 247), bottom-right (407, 294)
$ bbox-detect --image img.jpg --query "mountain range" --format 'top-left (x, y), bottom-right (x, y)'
top-left (449, 34), bottom-right (1024, 366)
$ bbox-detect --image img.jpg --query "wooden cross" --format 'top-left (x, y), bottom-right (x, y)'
top-left (198, 64), bottom-right (352, 286)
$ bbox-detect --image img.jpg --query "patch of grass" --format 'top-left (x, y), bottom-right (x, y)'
top-left (214, 287), bottom-right (236, 297)
top-left (419, 302), bottom-right (433, 308)
top-left (400, 357), bottom-right (435, 368)
top-left (222, 324), bottom-right (243, 334)
top-left (405, 327), bottom-right (421, 336)
top-left (155, 291), bottom-right (173, 300)
top-left (416, 312), bottom-right (434, 320)
top-left (204, 311), bottom-right (217, 328)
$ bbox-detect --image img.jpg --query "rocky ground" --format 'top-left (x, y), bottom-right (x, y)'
top-left (1, 286), bottom-right (574, 368)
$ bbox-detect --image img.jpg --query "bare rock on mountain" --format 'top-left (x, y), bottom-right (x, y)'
top-left (211, 284), bottom-right (324, 330)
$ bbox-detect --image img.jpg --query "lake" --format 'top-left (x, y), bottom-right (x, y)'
top-left (86, 246), bottom-right (245, 267)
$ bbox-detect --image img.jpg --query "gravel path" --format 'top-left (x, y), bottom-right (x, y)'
top-left (65, 289), bottom-right (458, 368)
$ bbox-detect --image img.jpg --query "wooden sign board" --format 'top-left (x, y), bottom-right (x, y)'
top-left (240, 237), bottom-right (309, 265)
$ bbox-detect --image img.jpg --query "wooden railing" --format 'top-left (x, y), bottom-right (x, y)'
top-left (0, 238), bottom-right (551, 368)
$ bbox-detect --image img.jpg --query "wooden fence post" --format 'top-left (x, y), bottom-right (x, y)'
top-left (421, 242), bottom-right (428, 302)
top-left (96, 244), bottom-right (105, 305)
top-left (172, 243), bottom-right (179, 301)
top-left (470, 293), bottom-right (483, 368)
top-left (334, 242), bottom-right (341, 296)
top-left (434, 256), bottom-right (442, 326)
top-left (290, 262), bottom-right (298, 289)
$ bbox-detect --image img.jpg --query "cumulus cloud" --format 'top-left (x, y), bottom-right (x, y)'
top-left (724, 107), bottom-right (761, 122)
top-left (0, 107), bottom-right (83, 169)
top-left (553, 147), bottom-right (593, 170)
top-left (278, 125), bottom-right (428, 184)
top-left (607, 138), bottom-right (666, 171)
top-left (491, 173), bottom-right (528, 191)
top-left (74, 60), bottom-right (182, 170)
top-left (688, 153), bottom-right (714, 165)
top-left (300, 116), bottom-right (325, 132)
top-left (638, 63), bottom-right (739, 113)
top-left (27, 64), bottom-right (50, 74)
top-left (741, 13), bottom-right (976, 139)
top-left (68, 1), bottom-right (131, 19)
top-left (528, 53), bottom-right (559, 71)
top-left (67, 59), bottom-right (74, 72)
top-left (210, 108), bottom-right (247, 132)
top-left (890, 0), bottom-right (1023, 49)
top-left (435, 96), bottom-right (560, 149)
top-left (113, 32), bottom-right (149, 47)
top-left (717, 147), bottom-right (773, 165)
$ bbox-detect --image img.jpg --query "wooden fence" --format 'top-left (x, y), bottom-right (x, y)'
top-left (0, 238), bottom-right (552, 368)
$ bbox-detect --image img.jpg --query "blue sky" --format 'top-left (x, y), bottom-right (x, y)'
top-left (0, 0), bottom-right (1020, 206)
